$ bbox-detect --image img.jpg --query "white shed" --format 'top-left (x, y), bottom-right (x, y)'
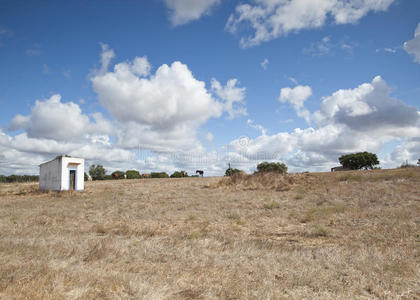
top-left (39, 156), bottom-right (84, 191)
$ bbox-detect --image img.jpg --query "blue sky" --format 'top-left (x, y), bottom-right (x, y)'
top-left (0, 0), bottom-right (419, 175)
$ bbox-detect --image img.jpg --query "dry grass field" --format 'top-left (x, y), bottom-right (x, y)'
top-left (0, 168), bottom-right (419, 299)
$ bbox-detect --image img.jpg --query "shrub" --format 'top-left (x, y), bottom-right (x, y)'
top-left (256, 161), bottom-right (287, 174)
top-left (126, 170), bottom-right (141, 179)
top-left (84, 172), bottom-right (89, 181)
top-left (111, 171), bottom-right (125, 179)
top-left (338, 152), bottom-right (379, 170)
top-left (150, 172), bottom-right (169, 178)
top-left (170, 171), bottom-right (188, 178)
top-left (225, 163), bottom-right (244, 177)
top-left (89, 165), bottom-right (106, 180)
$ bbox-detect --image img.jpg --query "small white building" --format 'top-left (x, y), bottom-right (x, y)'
top-left (39, 156), bottom-right (84, 191)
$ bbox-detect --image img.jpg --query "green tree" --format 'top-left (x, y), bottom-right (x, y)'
top-left (256, 161), bottom-right (288, 174)
top-left (417, 158), bottom-right (420, 166)
top-left (111, 171), bottom-right (125, 179)
top-left (150, 172), bottom-right (169, 178)
top-left (170, 171), bottom-right (188, 178)
top-left (89, 164), bottom-right (106, 180)
top-left (126, 170), bottom-right (141, 179)
top-left (338, 152), bottom-right (379, 170)
top-left (84, 172), bottom-right (89, 181)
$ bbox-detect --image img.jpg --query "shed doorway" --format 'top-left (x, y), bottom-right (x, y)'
top-left (69, 170), bottom-right (76, 190)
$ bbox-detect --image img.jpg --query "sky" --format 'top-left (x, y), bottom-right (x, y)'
top-left (0, 0), bottom-right (419, 176)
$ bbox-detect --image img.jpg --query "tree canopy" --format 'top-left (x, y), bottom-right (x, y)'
top-left (150, 172), bottom-right (169, 178)
top-left (126, 170), bottom-right (141, 179)
top-left (170, 171), bottom-right (188, 178)
top-left (111, 171), bottom-right (125, 179)
top-left (256, 162), bottom-right (287, 174)
top-left (339, 152), bottom-right (379, 170)
top-left (89, 164), bottom-right (106, 180)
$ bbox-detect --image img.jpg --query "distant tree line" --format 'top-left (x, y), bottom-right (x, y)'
top-left (2, 152), bottom-right (411, 184)
top-left (0, 175), bottom-right (39, 183)
top-left (87, 153), bottom-right (417, 181)
top-left (88, 165), bottom-right (194, 181)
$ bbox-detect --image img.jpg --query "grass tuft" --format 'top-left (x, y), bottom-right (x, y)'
top-left (310, 224), bottom-right (332, 237)
top-left (263, 201), bottom-right (280, 209)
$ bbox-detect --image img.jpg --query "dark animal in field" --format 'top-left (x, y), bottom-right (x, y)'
top-left (196, 170), bottom-right (204, 177)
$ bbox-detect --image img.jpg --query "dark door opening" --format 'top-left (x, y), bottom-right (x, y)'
top-left (70, 170), bottom-right (76, 190)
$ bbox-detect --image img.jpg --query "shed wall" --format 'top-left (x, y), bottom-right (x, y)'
top-left (61, 157), bottom-right (84, 191)
top-left (39, 158), bottom-right (62, 190)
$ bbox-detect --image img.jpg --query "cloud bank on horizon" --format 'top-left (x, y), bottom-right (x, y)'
top-left (1, 0), bottom-right (419, 175)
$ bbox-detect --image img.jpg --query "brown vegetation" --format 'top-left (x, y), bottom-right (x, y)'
top-left (0, 168), bottom-right (419, 299)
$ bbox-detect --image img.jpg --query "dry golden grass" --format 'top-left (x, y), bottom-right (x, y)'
top-left (0, 168), bottom-right (419, 299)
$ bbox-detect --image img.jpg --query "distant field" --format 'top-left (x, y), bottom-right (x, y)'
top-left (0, 169), bottom-right (419, 299)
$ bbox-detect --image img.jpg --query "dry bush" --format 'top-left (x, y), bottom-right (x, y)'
top-left (216, 172), bottom-right (307, 191)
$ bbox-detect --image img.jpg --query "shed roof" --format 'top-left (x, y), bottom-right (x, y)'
top-left (39, 155), bottom-right (83, 167)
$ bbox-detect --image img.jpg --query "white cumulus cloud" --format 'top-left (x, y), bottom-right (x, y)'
top-left (98, 43), bottom-right (115, 75)
top-left (224, 76), bottom-right (420, 172)
top-left (211, 78), bottom-right (247, 119)
top-left (404, 23), bottom-right (420, 63)
top-left (3, 45), bottom-right (251, 175)
top-left (389, 138), bottom-right (420, 166)
top-left (92, 56), bottom-right (222, 131)
top-left (164, 0), bottom-right (220, 26)
top-left (10, 94), bottom-right (113, 141)
top-left (91, 45), bottom-right (246, 152)
top-left (226, 0), bottom-right (395, 47)
top-left (279, 85), bottom-right (312, 123)
top-left (313, 76), bottom-right (420, 134)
